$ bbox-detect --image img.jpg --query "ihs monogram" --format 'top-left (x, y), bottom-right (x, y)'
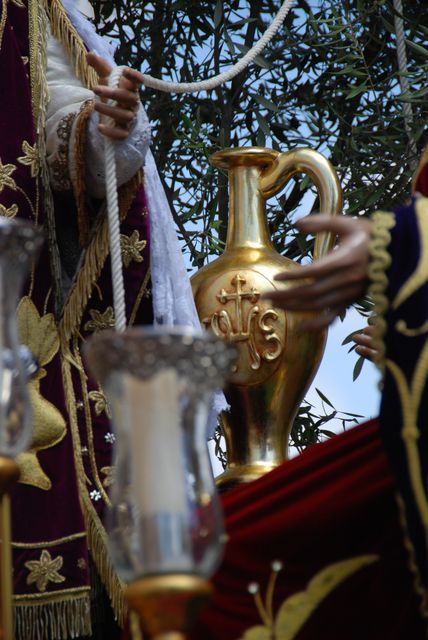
top-left (203, 273), bottom-right (282, 371)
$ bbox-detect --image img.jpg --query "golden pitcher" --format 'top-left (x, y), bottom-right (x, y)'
top-left (191, 147), bottom-right (342, 489)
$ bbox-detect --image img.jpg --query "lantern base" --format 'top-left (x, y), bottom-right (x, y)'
top-left (125, 574), bottom-right (212, 640)
top-left (0, 457), bottom-right (19, 497)
top-left (0, 456), bottom-right (19, 640)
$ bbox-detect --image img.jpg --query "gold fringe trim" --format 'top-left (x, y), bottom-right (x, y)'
top-left (14, 591), bottom-right (91, 640)
top-left (44, 0), bottom-right (98, 90)
top-left (73, 99), bottom-right (96, 247)
top-left (29, 0), bottom-right (63, 316)
top-left (395, 493), bottom-right (428, 623)
top-left (61, 347), bottom-right (125, 627)
top-left (367, 210), bottom-right (396, 374)
top-left (59, 171), bottom-right (143, 348)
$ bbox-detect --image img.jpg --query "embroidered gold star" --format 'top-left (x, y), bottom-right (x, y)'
top-left (0, 203), bottom-right (18, 218)
top-left (88, 390), bottom-right (112, 418)
top-left (25, 550), bottom-right (66, 592)
top-left (84, 307), bottom-right (116, 333)
top-left (120, 230), bottom-right (147, 268)
top-left (17, 141), bottom-right (40, 178)
top-left (0, 160), bottom-right (17, 193)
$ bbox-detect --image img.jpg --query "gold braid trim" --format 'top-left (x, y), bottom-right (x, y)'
top-left (29, 0), bottom-right (64, 316)
top-left (61, 344), bottom-right (125, 626)
top-left (367, 210), bottom-right (396, 374)
top-left (129, 269), bottom-right (151, 326)
top-left (395, 493), bottom-right (428, 623)
top-left (73, 99), bottom-right (96, 247)
top-left (12, 531), bottom-right (86, 549)
top-left (14, 590), bottom-right (91, 640)
top-left (59, 171), bottom-right (143, 348)
top-left (386, 341), bottom-right (428, 534)
top-left (44, 0), bottom-right (98, 90)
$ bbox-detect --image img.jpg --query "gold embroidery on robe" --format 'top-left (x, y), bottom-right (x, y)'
top-left (88, 389), bottom-right (111, 418)
top-left (16, 297), bottom-right (66, 490)
top-left (393, 197), bottom-right (428, 310)
top-left (239, 555), bottom-right (378, 640)
top-left (0, 203), bottom-right (17, 218)
top-left (25, 550), bottom-right (66, 593)
top-left (84, 307), bottom-right (115, 333)
top-left (386, 338), bottom-right (428, 532)
top-left (0, 159), bottom-right (17, 192)
top-left (120, 230), bottom-right (147, 268)
top-left (100, 466), bottom-right (115, 488)
top-left (17, 140), bottom-right (40, 178)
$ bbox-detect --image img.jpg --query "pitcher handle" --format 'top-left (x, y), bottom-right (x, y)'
top-left (259, 148), bottom-right (343, 258)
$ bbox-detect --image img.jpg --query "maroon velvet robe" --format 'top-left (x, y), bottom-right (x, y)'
top-left (0, 1), bottom-right (152, 637)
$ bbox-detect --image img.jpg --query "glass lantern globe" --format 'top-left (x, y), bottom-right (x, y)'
top-left (85, 327), bottom-right (236, 582)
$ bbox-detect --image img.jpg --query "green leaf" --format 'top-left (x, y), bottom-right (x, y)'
top-left (405, 39), bottom-right (428, 58)
top-left (353, 356), bottom-right (365, 382)
top-left (256, 112), bottom-right (271, 136)
top-left (342, 329), bottom-right (363, 346)
top-left (315, 388), bottom-right (335, 409)
top-left (213, 0), bottom-right (222, 28)
top-left (234, 43), bottom-right (271, 70)
top-left (345, 82), bottom-right (368, 99)
top-left (251, 93), bottom-right (279, 112)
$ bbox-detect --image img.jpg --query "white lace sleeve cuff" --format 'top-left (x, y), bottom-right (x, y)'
top-left (85, 105), bottom-right (151, 198)
top-left (45, 29), bottom-right (151, 198)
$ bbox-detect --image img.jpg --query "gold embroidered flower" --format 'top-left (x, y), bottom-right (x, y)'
top-left (0, 203), bottom-right (18, 218)
top-left (18, 141), bottom-right (40, 178)
top-left (77, 558), bottom-right (87, 570)
top-left (0, 160), bottom-right (17, 193)
top-left (25, 550), bottom-right (66, 592)
top-left (88, 390), bottom-right (112, 418)
top-left (239, 555), bottom-right (378, 640)
top-left (16, 297), bottom-right (66, 491)
top-left (84, 307), bottom-right (116, 333)
top-left (101, 466), bottom-right (115, 488)
top-left (120, 230), bottom-right (147, 268)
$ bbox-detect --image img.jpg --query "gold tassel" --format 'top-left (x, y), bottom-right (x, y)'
top-left (14, 592), bottom-right (92, 640)
top-left (44, 0), bottom-right (98, 90)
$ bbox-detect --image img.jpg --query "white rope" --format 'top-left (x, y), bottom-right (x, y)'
top-left (139, 0), bottom-right (293, 93)
top-left (393, 0), bottom-right (418, 172)
top-left (104, 65), bottom-right (128, 333)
